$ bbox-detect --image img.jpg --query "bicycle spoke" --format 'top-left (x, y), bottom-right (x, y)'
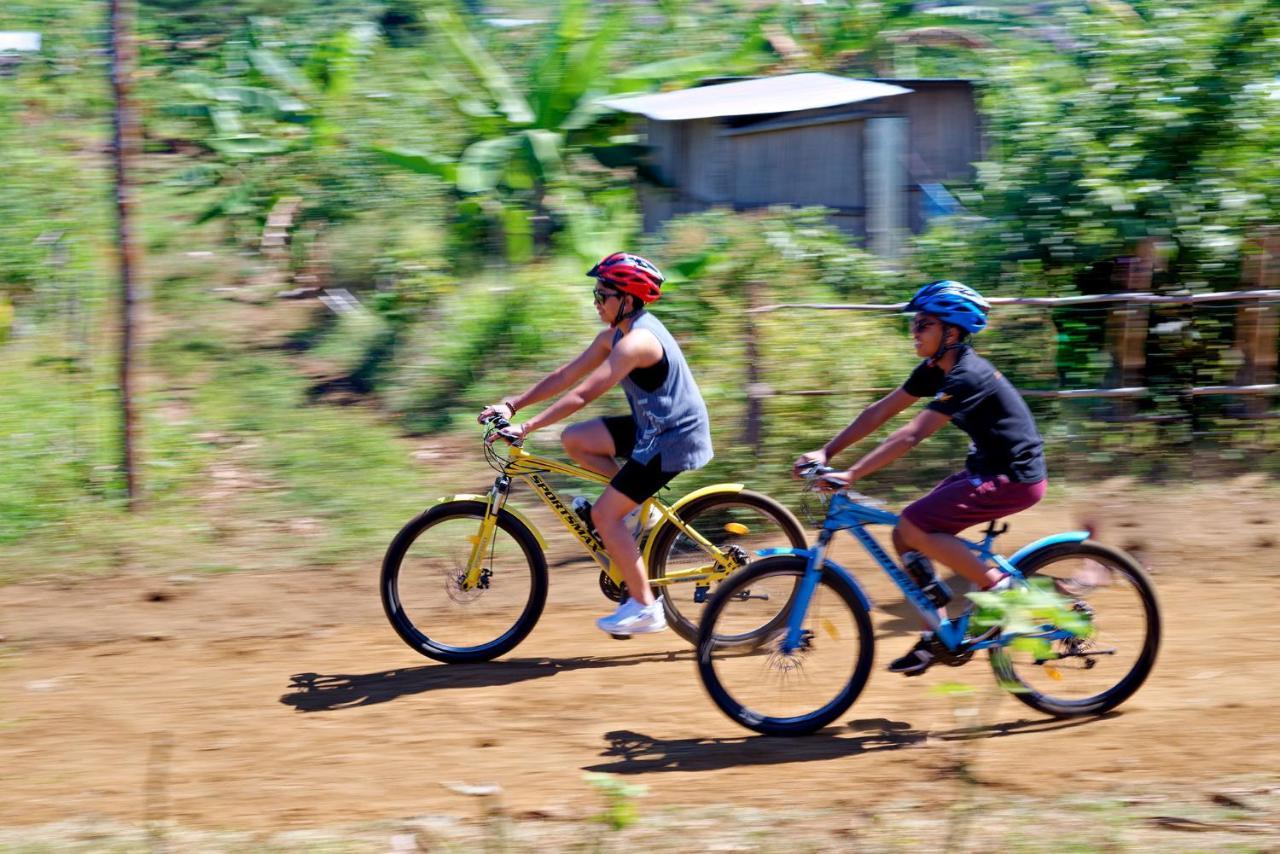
top-left (995, 545), bottom-right (1159, 715)
top-left (383, 502), bottom-right (546, 662)
top-left (699, 559), bottom-right (873, 734)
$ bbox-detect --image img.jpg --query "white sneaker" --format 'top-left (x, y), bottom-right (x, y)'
top-left (623, 503), bottom-right (662, 539)
top-left (595, 598), bottom-right (668, 636)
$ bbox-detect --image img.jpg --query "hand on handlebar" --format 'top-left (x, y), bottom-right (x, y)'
top-left (478, 401), bottom-right (515, 425)
top-left (814, 469), bottom-right (853, 493)
top-left (485, 419), bottom-right (528, 447)
top-left (793, 449), bottom-right (829, 479)
top-left (792, 459), bottom-right (848, 490)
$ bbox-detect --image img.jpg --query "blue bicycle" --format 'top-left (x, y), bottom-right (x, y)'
top-left (695, 466), bottom-right (1161, 736)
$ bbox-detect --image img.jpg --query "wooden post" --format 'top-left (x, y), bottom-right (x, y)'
top-left (110, 0), bottom-right (141, 508)
top-left (1235, 227), bottom-right (1280, 416)
top-left (742, 280), bottom-right (766, 455)
top-left (1105, 241), bottom-right (1154, 418)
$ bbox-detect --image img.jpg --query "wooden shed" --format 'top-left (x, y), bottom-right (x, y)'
top-left (599, 73), bottom-right (983, 257)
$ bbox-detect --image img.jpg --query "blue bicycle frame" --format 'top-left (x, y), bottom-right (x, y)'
top-left (760, 491), bottom-right (1089, 656)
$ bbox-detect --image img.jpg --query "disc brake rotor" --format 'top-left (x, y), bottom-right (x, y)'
top-left (445, 566), bottom-right (490, 603)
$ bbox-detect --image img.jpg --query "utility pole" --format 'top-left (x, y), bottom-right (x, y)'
top-left (110, 0), bottom-right (141, 507)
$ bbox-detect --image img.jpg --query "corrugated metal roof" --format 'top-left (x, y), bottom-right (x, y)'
top-left (597, 73), bottom-right (912, 122)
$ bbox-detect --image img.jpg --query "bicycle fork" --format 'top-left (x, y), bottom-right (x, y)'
top-left (779, 531), bottom-right (833, 655)
top-left (461, 476), bottom-right (511, 590)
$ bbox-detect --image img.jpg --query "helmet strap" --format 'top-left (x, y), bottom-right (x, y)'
top-left (611, 295), bottom-right (643, 329)
top-left (929, 325), bottom-right (967, 367)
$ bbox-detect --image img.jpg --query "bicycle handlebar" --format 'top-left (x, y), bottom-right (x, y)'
top-left (481, 414), bottom-right (522, 447)
top-left (794, 461), bottom-right (884, 507)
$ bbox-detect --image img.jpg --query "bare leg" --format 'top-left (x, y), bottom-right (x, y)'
top-left (895, 516), bottom-right (1003, 588)
top-left (593, 487), bottom-right (653, 606)
top-left (561, 419), bottom-right (622, 477)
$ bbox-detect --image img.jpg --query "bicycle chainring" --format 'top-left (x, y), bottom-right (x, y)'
top-left (599, 570), bottom-right (627, 603)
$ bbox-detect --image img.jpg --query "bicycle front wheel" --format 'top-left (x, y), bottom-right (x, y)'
top-left (381, 500), bottom-right (548, 663)
top-left (648, 489), bottom-right (806, 644)
top-left (697, 556), bottom-right (875, 736)
top-left (992, 541), bottom-right (1160, 717)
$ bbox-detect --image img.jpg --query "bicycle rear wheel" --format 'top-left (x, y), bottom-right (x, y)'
top-left (991, 541), bottom-right (1160, 717)
top-left (381, 500), bottom-right (548, 663)
top-left (697, 556), bottom-right (874, 736)
top-left (648, 489), bottom-right (806, 644)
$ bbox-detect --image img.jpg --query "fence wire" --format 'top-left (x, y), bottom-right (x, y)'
top-left (741, 290), bottom-right (1280, 487)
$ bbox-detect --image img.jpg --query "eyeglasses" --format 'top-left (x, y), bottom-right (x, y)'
top-left (593, 287), bottom-right (619, 305)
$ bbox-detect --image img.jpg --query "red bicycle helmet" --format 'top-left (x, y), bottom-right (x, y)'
top-left (587, 252), bottom-right (665, 303)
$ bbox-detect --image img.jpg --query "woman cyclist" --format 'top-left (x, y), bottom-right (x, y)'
top-left (794, 280), bottom-right (1048, 676)
top-left (479, 253), bottom-right (714, 637)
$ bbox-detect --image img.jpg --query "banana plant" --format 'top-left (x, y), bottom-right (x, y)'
top-left (375, 0), bottom-right (771, 262)
top-left (166, 18), bottom-right (378, 231)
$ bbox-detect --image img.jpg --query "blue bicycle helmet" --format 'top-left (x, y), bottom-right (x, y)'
top-left (904, 280), bottom-right (990, 335)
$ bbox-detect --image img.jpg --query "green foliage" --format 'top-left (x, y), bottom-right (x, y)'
top-left (382, 0), bottom-right (774, 263)
top-left (583, 772), bottom-right (648, 831)
top-left (156, 15), bottom-right (385, 237)
top-left (967, 0), bottom-right (1280, 292)
top-left (968, 577), bottom-right (1094, 663)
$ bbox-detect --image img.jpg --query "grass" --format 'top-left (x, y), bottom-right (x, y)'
top-left (0, 781), bottom-right (1277, 851)
top-left (0, 247), bottom-right (444, 581)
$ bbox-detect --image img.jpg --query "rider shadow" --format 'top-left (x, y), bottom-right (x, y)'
top-left (281, 650), bottom-right (693, 713)
top-left (584, 713), bottom-right (1117, 774)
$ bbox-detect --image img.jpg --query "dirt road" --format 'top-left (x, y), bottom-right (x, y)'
top-left (3, 481), bottom-right (1279, 833)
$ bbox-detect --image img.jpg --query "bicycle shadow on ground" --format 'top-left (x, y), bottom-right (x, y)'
top-left (870, 579), bottom-right (975, 637)
top-left (281, 650), bottom-right (694, 713)
top-left (583, 713), bottom-right (1116, 775)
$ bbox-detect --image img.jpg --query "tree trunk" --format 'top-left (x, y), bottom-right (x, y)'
top-left (110, 0), bottom-right (141, 508)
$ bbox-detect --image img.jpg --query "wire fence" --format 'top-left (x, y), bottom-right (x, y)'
top-left (740, 288), bottom-right (1280, 486)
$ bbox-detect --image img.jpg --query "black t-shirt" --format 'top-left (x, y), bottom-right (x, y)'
top-left (902, 347), bottom-right (1047, 483)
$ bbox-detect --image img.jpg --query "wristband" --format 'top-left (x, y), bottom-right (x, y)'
top-left (503, 399), bottom-right (518, 414)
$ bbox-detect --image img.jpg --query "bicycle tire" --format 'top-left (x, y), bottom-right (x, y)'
top-left (697, 555), bottom-right (875, 736)
top-left (647, 489), bottom-right (807, 644)
top-left (381, 500), bottom-right (548, 663)
top-left (991, 541), bottom-right (1160, 717)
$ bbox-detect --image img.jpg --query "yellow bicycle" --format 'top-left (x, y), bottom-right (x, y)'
top-left (381, 416), bottom-right (806, 662)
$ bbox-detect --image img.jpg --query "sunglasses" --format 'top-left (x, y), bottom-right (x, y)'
top-left (593, 287), bottom-right (620, 305)
top-left (911, 317), bottom-right (939, 334)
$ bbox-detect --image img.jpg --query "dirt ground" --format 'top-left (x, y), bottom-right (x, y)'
top-left (3, 478), bottom-right (1280, 837)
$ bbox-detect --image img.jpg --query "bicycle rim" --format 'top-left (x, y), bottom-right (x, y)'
top-left (698, 557), bottom-right (874, 736)
top-left (994, 545), bottom-right (1159, 716)
top-left (384, 504), bottom-right (545, 661)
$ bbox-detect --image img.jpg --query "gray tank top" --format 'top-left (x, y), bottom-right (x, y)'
top-left (613, 312), bottom-right (713, 472)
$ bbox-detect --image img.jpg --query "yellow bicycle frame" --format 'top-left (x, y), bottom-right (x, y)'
top-left (449, 443), bottom-right (750, 591)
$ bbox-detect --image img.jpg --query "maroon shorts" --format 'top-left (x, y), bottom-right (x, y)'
top-left (900, 471), bottom-right (1047, 535)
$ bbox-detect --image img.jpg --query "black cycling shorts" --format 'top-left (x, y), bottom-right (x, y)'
top-left (602, 415), bottom-right (680, 504)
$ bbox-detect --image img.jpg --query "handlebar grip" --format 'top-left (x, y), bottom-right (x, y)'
top-left (796, 461), bottom-right (837, 477)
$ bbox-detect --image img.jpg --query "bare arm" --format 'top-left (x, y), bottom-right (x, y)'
top-left (794, 388), bottom-right (918, 472)
top-left (480, 330), bottom-right (613, 422)
top-left (823, 388), bottom-right (919, 457)
top-left (843, 408), bottom-right (951, 482)
top-left (522, 331), bottom-right (659, 432)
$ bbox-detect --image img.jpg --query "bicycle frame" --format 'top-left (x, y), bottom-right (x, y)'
top-left (458, 444), bottom-right (746, 591)
top-left (761, 491), bottom-right (1087, 656)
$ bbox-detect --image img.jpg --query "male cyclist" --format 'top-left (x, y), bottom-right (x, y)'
top-left (795, 281), bottom-right (1048, 675)
top-left (479, 253), bottom-right (714, 636)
